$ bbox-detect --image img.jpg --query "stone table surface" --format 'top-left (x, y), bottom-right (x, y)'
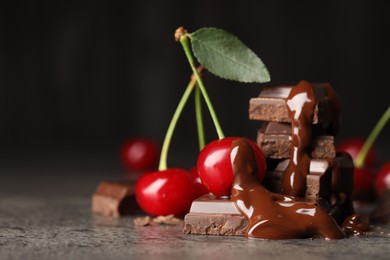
top-left (1, 149), bottom-right (390, 260)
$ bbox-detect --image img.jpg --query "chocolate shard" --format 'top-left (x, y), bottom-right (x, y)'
top-left (249, 83), bottom-right (340, 134)
top-left (257, 128), bottom-right (336, 159)
top-left (92, 180), bottom-right (140, 218)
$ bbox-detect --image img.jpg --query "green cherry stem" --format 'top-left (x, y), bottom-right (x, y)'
top-left (179, 34), bottom-right (225, 140)
top-left (158, 76), bottom-right (197, 171)
top-left (195, 83), bottom-right (205, 150)
top-left (355, 105), bottom-right (390, 169)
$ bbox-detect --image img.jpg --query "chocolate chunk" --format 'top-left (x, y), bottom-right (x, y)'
top-left (92, 181), bottom-right (140, 217)
top-left (257, 128), bottom-right (336, 159)
top-left (249, 83), bottom-right (341, 135)
top-left (183, 213), bottom-right (247, 236)
top-left (183, 194), bottom-right (247, 236)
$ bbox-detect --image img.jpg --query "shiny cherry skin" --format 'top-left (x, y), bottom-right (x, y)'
top-left (351, 167), bottom-right (376, 201)
top-left (375, 162), bottom-right (390, 196)
top-left (197, 137), bottom-right (266, 197)
top-left (121, 138), bottom-right (160, 173)
top-left (338, 138), bottom-right (377, 166)
top-left (188, 167), bottom-right (209, 198)
top-left (135, 168), bottom-right (194, 216)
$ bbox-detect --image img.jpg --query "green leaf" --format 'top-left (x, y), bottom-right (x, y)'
top-left (189, 27), bottom-right (270, 83)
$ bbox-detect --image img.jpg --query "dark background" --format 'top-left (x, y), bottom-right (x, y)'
top-left (0, 0), bottom-right (389, 171)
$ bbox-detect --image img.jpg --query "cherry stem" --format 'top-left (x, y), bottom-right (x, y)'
top-left (158, 76), bottom-right (197, 171)
top-left (195, 84), bottom-right (206, 150)
top-left (179, 34), bottom-right (225, 140)
top-left (355, 105), bottom-right (390, 169)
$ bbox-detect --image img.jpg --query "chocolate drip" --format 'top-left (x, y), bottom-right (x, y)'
top-left (230, 138), bottom-right (345, 240)
top-left (281, 81), bottom-right (316, 196)
top-left (341, 214), bottom-right (370, 236)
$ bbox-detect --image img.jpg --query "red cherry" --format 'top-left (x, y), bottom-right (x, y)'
top-left (338, 138), bottom-right (377, 166)
top-left (120, 138), bottom-right (160, 173)
top-left (375, 162), bottom-right (390, 196)
top-left (351, 167), bottom-right (376, 201)
top-left (135, 168), bottom-right (194, 216)
top-left (188, 167), bottom-right (209, 198)
top-left (197, 137), bottom-right (266, 197)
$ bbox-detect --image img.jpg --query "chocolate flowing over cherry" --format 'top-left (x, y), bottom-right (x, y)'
top-left (230, 138), bottom-right (345, 239)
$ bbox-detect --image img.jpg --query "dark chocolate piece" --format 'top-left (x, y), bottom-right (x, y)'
top-left (249, 83), bottom-right (341, 135)
top-left (257, 129), bottom-right (336, 159)
top-left (92, 181), bottom-right (140, 217)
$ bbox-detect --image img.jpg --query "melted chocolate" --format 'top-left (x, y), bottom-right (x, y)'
top-left (230, 138), bottom-right (345, 240)
top-left (341, 214), bottom-right (370, 236)
top-left (281, 81), bottom-right (316, 196)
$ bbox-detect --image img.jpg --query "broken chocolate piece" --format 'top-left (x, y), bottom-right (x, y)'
top-left (92, 181), bottom-right (140, 218)
top-left (183, 194), bottom-right (247, 236)
top-left (183, 213), bottom-right (247, 236)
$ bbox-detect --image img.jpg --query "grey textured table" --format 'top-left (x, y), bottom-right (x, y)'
top-left (1, 148), bottom-right (390, 260)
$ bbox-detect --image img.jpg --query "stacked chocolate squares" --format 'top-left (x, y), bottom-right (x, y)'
top-left (183, 82), bottom-right (355, 236)
top-left (249, 83), bottom-right (355, 222)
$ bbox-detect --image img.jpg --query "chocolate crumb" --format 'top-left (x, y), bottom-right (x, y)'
top-left (134, 216), bottom-right (152, 226)
top-left (153, 215), bottom-right (183, 226)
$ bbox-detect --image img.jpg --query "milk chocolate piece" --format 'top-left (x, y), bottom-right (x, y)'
top-left (257, 129), bottom-right (336, 159)
top-left (249, 83), bottom-right (340, 134)
top-left (92, 181), bottom-right (140, 217)
top-left (183, 213), bottom-right (247, 236)
top-left (183, 194), bottom-right (247, 236)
